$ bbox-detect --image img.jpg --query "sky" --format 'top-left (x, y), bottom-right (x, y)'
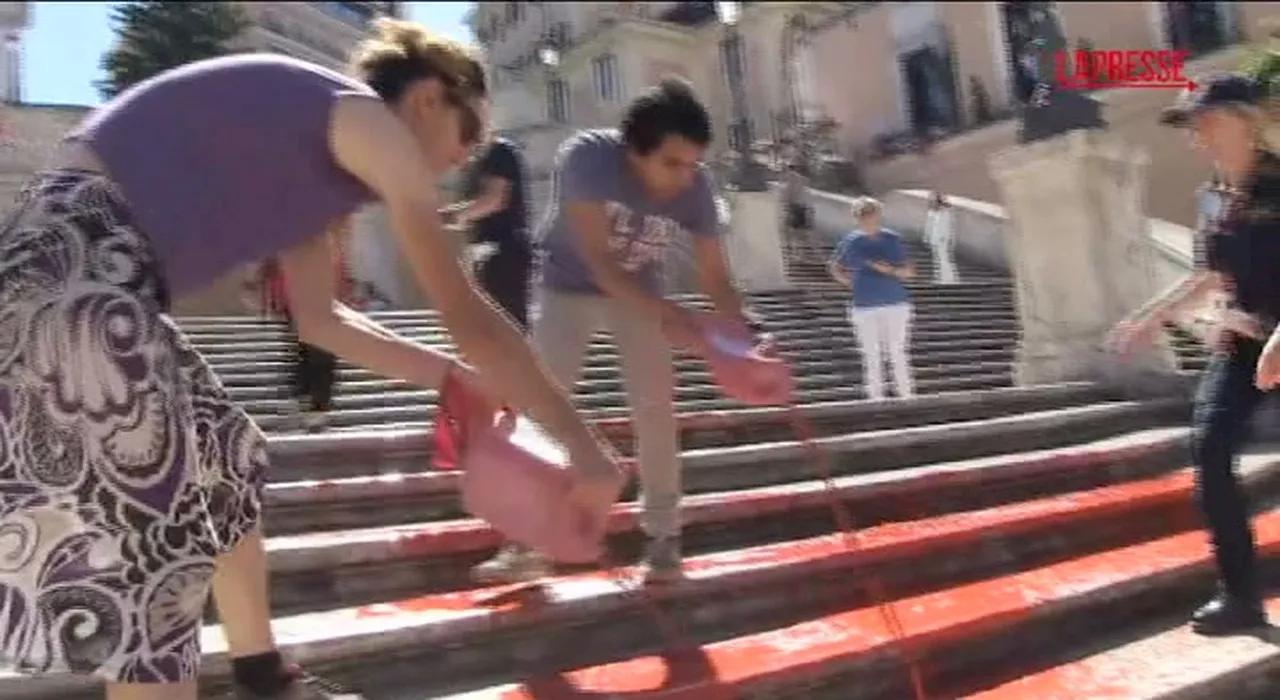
top-left (22, 2), bottom-right (474, 107)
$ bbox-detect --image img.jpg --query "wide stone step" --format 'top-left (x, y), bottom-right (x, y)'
top-left (0, 421), bottom-right (1220, 700)
top-left (259, 382), bottom-right (1106, 466)
top-left (259, 383), bottom-right (1121, 528)
top-left (215, 341), bottom-right (1015, 390)
top-left (175, 293), bottom-right (1015, 331)
top-left (439, 478), bottom-right (1280, 700)
top-left (246, 370), bottom-right (1019, 434)
top-left (222, 351), bottom-right (1015, 407)
top-left (192, 322), bottom-right (1023, 365)
top-left (12, 433), bottom-right (1269, 700)
top-left (966, 596), bottom-right (1280, 699)
top-left (170, 283), bottom-right (1016, 326)
top-left (180, 307), bottom-right (1020, 348)
top-left (199, 332), bottom-right (1018, 376)
top-left (249, 399), bottom-right (1183, 614)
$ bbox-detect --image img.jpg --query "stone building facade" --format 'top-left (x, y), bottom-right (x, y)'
top-left (475, 1), bottom-right (1280, 252)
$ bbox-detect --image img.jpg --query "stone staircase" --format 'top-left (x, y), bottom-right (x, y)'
top-left (8, 247), bottom-right (1280, 700)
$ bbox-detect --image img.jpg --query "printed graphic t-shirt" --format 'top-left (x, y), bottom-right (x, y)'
top-left (537, 129), bottom-right (721, 295)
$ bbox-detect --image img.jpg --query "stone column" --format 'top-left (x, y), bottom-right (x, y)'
top-left (989, 129), bottom-right (1178, 387)
top-left (724, 184), bottom-right (789, 293)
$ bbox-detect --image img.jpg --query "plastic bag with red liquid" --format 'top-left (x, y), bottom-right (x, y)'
top-left (431, 372), bottom-right (618, 564)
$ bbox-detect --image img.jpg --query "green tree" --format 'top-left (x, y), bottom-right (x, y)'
top-left (97, 1), bottom-right (248, 100)
top-left (1241, 47), bottom-right (1280, 99)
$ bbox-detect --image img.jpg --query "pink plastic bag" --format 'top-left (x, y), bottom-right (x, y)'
top-left (432, 373), bottom-right (620, 564)
top-left (693, 311), bottom-right (795, 407)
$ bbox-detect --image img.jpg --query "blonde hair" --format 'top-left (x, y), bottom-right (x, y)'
top-left (850, 196), bottom-right (883, 220)
top-left (348, 18), bottom-right (486, 102)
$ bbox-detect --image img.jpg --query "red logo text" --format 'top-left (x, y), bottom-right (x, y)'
top-left (1054, 49), bottom-right (1194, 90)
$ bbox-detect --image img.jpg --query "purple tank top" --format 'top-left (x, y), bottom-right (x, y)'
top-left (69, 54), bottom-right (378, 296)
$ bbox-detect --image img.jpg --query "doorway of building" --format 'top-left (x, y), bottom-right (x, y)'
top-left (1165, 1), bottom-right (1230, 57)
top-left (900, 45), bottom-right (960, 136)
top-left (999, 2), bottom-right (1039, 104)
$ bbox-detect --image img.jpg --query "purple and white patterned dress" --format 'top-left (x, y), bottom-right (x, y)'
top-left (0, 170), bottom-right (267, 684)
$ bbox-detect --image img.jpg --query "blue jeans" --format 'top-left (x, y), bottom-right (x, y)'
top-left (1191, 338), bottom-right (1267, 599)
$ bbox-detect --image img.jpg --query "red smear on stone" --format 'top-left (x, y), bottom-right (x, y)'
top-left (355, 471), bottom-right (1194, 626)
top-left (486, 512), bottom-right (1280, 699)
top-left (965, 596), bottom-right (1280, 700)
top-left (371, 440), bottom-right (1169, 556)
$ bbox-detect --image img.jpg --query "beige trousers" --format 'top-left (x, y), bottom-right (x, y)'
top-left (533, 289), bottom-right (682, 538)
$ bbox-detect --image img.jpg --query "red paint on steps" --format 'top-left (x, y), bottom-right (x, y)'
top-left (963, 595), bottom-right (1280, 700)
top-left (486, 512), bottom-right (1280, 700)
top-left (377, 439), bottom-right (1168, 558)
top-left (357, 469), bottom-right (1194, 620)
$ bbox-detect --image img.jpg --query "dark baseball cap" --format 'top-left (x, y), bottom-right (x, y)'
top-left (1159, 73), bottom-right (1263, 127)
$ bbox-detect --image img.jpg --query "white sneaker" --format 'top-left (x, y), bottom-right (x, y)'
top-left (470, 544), bottom-right (552, 584)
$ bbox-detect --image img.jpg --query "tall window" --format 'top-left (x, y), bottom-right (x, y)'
top-left (550, 21), bottom-right (571, 47)
top-left (719, 33), bottom-right (745, 87)
top-left (592, 53), bottom-right (620, 102)
top-left (548, 79), bottom-right (571, 123)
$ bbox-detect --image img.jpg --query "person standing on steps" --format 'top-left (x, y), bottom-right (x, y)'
top-left (783, 163), bottom-right (814, 261)
top-left (1112, 74), bottom-right (1278, 635)
top-left (260, 222), bottom-right (356, 433)
top-left (471, 78), bottom-right (752, 586)
top-left (828, 197), bottom-right (917, 401)
top-left (925, 191), bottom-right (958, 285)
top-left (446, 135), bottom-right (533, 331)
top-left (0, 20), bottom-right (625, 700)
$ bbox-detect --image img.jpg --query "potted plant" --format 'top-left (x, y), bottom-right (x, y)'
top-left (1240, 46), bottom-right (1280, 121)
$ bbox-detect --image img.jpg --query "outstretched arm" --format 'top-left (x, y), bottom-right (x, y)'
top-left (302, 95), bottom-right (612, 474)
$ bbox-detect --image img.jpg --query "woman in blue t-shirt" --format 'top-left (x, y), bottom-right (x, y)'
top-left (827, 197), bottom-right (917, 400)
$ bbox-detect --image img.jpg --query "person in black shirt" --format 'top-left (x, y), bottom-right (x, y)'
top-left (1115, 74), bottom-right (1279, 635)
top-left (448, 137), bottom-right (533, 330)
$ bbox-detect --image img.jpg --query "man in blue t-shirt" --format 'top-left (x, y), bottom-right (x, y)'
top-left (828, 197), bottom-right (916, 400)
top-left (471, 78), bottom-right (751, 586)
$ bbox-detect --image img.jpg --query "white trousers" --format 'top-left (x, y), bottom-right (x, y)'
top-left (930, 242), bottom-right (959, 284)
top-left (849, 303), bottom-right (915, 400)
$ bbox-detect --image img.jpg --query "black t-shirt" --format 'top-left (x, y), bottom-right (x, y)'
top-left (1206, 150), bottom-right (1280, 327)
top-left (462, 138), bottom-right (530, 257)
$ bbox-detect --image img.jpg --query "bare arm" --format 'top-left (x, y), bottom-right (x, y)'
top-left (1129, 270), bottom-right (1218, 325)
top-left (869, 260), bottom-right (914, 279)
top-left (279, 227), bottom-right (446, 386)
top-left (450, 175), bottom-right (509, 224)
top-left (316, 96), bottom-right (606, 464)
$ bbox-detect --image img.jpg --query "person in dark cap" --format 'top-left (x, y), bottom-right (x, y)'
top-left (1115, 73), bottom-right (1279, 635)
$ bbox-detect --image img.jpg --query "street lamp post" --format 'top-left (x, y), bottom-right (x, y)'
top-left (716, 1), bottom-right (769, 193)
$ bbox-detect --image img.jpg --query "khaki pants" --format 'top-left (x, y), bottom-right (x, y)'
top-left (534, 288), bottom-right (682, 538)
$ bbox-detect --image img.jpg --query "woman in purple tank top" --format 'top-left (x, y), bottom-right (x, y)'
top-left (0, 19), bottom-right (624, 700)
